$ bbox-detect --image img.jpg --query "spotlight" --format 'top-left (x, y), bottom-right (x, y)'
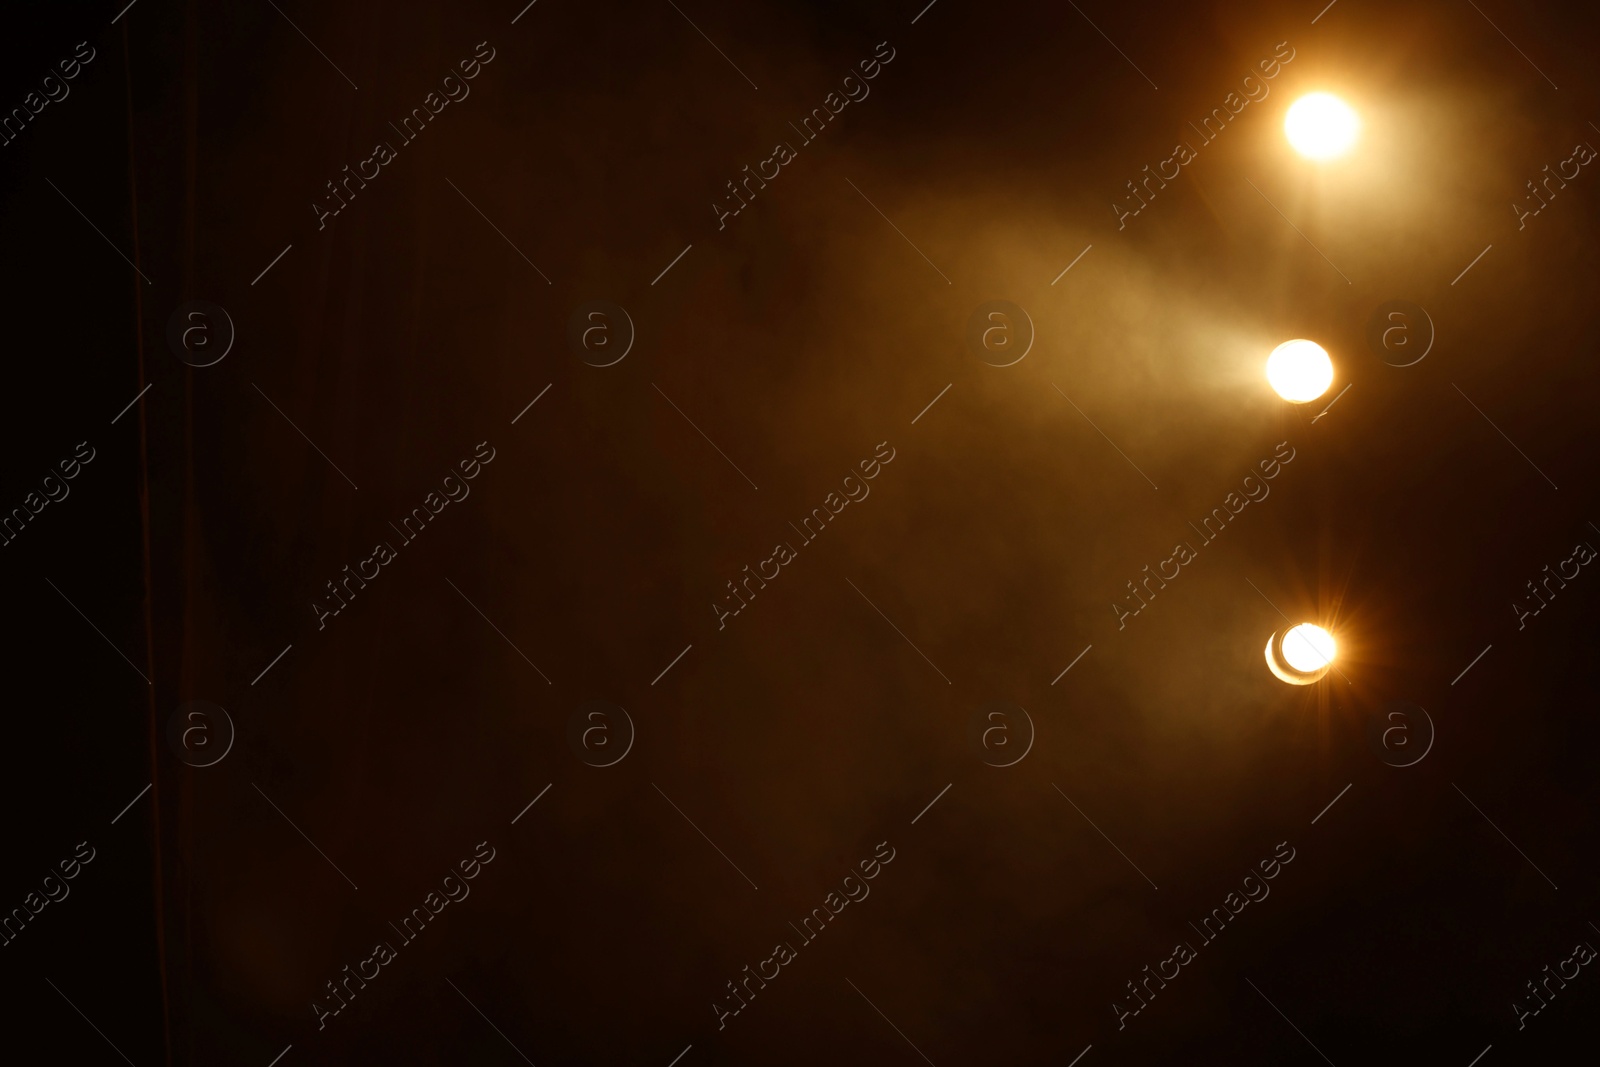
top-left (1285, 93), bottom-right (1360, 160)
top-left (1265, 623), bottom-right (1337, 685)
top-left (1266, 339), bottom-right (1334, 403)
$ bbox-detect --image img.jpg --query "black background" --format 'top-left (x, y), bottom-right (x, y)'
top-left (3, 1), bottom-right (1598, 1064)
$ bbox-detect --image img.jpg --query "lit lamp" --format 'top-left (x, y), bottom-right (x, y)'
top-left (1265, 623), bottom-right (1337, 685)
top-left (1266, 339), bottom-right (1334, 402)
top-left (1285, 93), bottom-right (1360, 160)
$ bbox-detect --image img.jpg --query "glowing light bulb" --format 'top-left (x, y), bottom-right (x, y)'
top-left (1266, 339), bottom-right (1334, 403)
top-left (1285, 93), bottom-right (1360, 160)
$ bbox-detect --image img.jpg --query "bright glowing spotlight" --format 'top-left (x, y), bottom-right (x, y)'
top-left (1285, 93), bottom-right (1360, 159)
top-left (1265, 339), bottom-right (1334, 403)
top-left (1265, 623), bottom-right (1337, 685)
top-left (1282, 624), bottom-right (1336, 671)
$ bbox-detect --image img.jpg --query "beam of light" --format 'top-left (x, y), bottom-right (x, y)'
top-left (1285, 93), bottom-right (1360, 160)
top-left (1266, 339), bottom-right (1335, 403)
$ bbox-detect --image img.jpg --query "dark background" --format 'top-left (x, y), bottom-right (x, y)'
top-left (3, 0), bottom-right (1598, 1063)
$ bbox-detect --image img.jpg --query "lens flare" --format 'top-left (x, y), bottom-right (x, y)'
top-left (1285, 93), bottom-right (1360, 159)
top-left (1266, 339), bottom-right (1334, 403)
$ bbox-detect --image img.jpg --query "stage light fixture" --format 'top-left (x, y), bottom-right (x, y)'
top-left (1286, 93), bottom-right (1360, 159)
top-left (1266, 339), bottom-right (1334, 403)
top-left (1265, 623), bottom-right (1337, 685)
